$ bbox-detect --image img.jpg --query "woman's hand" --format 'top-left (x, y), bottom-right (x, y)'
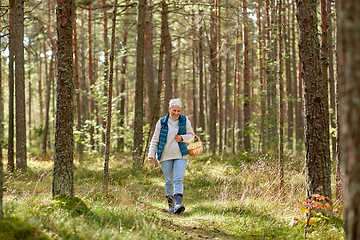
top-left (175, 135), bottom-right (183, 142)
top-left (148, 157), bottom-right (155, 164)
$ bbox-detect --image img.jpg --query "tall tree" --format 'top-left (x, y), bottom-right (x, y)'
top-left (285, 0), bottom-right (293, 151)
top-left (258, 0), bottom-right (266, 152)
top-left (0, 0), bottom-right (3, 219)
top-left (88, 7), bottom-right (95, 150)
top-left (321, 0), bottom-right (330, 164)
top-left (225, 0), bottom-right (233, 149)
top-left (103, 0), bottom-right (117, 193)
top-left (145, 0), bottom-right (155, 130)
top-left (133, 0), bottom-right (145, 169)
top-left (334, 0), bottom-right (342, 201)
top-left (296, 0), bottom-right (332, 205)
top-left (198, 9), bottom-right (206, 142)
top-left (52, 0), bottom-right (75, 198)
top-left (80, 10), bottom-right (89, 157)
top-left (338, 0), bottom-right (360, 237)
top-left (73, 6), bottom-right (83, 163)
top-left (101, 0), bottom-right (109, 153)
top-left (43, 0), bottom-right (56, 155)
top-left (8, 0), bottom-right (15, 171)
top-left (14, 0), bottom-right (26, 172)
top-left (278, 0), bottom-right (284, 191)
top-left (268, 0), bottom-right (277, 151)
top-left (243, 0), bottom-right (251, 151)
top-left (209, 0), bottom-right (218, 154)
top-left (327, 0), bottom-right (336, 158)
top-left (118, 0), bottom-right (130, 152)
top-left (162, 0), bottom-right (172, 115)
top-left (217, 0), bottom-right (223, 153)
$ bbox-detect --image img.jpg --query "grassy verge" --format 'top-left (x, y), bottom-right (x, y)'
top-left (2, 152), bottom-right (344, 239)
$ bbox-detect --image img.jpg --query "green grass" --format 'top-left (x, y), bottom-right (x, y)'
top-left (1, 152), bottom-right (344, 239)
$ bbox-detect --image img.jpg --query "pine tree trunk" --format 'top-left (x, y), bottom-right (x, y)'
top-left (88, 8), bottom-right (95, 150)
top-left (14, 0), bottom-right (27, 172)
top-left (321, 0), bottom-right (330, 165)
top-left (278, 0), bottom-right (284, 192)
top-left (258, 0), bottom-right (266, 152)
top-left (133, 0), bottom-right (145, 169)
top-left (217, 0), bottom-right (223, 153)
top-left (145, 0), bottom-right (155, 131)
top-left (103, 0), bottom-right (117, 193)
top-left (118, 0), bottom-right (129, 152)
top-left (102, 0), bottom-right (109, 154)
top-left (198, 10), bottom-right (206, 143)
top-left (43, 0), bottom-right (56, 155)
top-left (80, 10), bottom-right (89, 156)
top-left (38, 44), bottom-right (44, 123)
top-left (162, 0), bottom-right (172, 115)
top-left (225, 0), bottom-right (232, 149)
top-left (209, 0), bottom-right (218, 154)
top-left (73, 6), bottom-right (83, 163)
top-left (0, 3), bottom-right (3, 208)
top-left (192, 12), bottom-right (197, 133)
top-left (296, 0), bottom-right (332, 206)
top-left (334, 0), bottom-right (342, 202)
top-left (243, 0), bottom-right (251, 152)
top-left (338, 0), bottom-right (360, 236)
top-left (8, 0), bottom-right (15, 171)
top-left (285, 1), bottom-right (293, 151)
top-left (327, 0), bottom-right (336, 159)
top-left (293, 0), bottom-right (302, 152)
top-left (268, 0), bottom-right (277, 151)
top-left (53, 0), bottom-right (74, 198)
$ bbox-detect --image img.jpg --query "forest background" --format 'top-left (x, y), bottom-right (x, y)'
top-left (0, 0), bottom-right (359, 239)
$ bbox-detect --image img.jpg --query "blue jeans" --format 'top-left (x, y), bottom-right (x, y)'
top-left (160, 159), bottom-right (187, 196)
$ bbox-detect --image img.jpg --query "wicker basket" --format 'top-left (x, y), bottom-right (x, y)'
top-left (188, 134), bottom-right (203, 157)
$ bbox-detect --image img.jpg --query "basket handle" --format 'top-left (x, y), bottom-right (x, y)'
top-left (193, 134), bottom-right (202, 143)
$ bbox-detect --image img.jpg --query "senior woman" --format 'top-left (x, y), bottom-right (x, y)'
top-left (148, 98), bottom-right (194, 214)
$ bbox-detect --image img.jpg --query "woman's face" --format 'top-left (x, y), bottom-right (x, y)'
top-left (169, 105), bottom-right (181, 119)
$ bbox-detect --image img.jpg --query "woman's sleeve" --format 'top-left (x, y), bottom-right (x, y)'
top-left (148, 120), bottom-right (161, 158)
top-left (181, 118), bottom-right (195, 143)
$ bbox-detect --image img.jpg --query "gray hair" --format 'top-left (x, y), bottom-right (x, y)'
top-left (169, 98), bottom-right (182, 108)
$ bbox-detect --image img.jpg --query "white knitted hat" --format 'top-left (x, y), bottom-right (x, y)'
top-left (169, 98), bottom-right (182, 108)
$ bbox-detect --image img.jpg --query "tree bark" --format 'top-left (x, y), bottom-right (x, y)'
top-left (103, 0), bottom-right (117, 193)
top-left (278, 0), bottom-right (284, 192)
top-left (145, 0), bottom-right (155, 131)
top-left (338, 0), bottom-right (360, 237)
top-left (225, 0), bottom-right (232, 149)
top-left (80, 10), bottom-right (89, 156)
top-left (53, 0), bottom-right (75, 198)
top-left (198, 9), bottom-right (206, 144)
top-left (118, 2), bottom-right (128, 152)
top-left (133, 0), bottom-right (145, 169)
top-left (14, 0), bottom-right (27, 172)
top-left (334, 0), bottom-right (342, 202)
top-left (257, 0), bottom-right (265, 152)
top-left (327, 0), bottom-right (336, 159)
top-left (209, 0), bottom-right (218, 154)
top-left (162, 0), bottom-right (172, 115)
top-left (73, 6), bottom-right (83, 163)
top-left (43, 0), bottom-right (56, 155)
top-left (8, 0), bottom-right (15, 171)
top-left (217, 0), bottom-right (223, 153)
top-left (243, 0), bottom-right (251, 152)
top-left (268, 0), bottom-right (277, 151)
top-left (285, 0), bottom-right (293, 151)
top-left (0, 0), bottom-right (3, 218)
top-left (88, 7), bottom-right (95, 150)
top-left (296, 0), bottom-right (332, 207)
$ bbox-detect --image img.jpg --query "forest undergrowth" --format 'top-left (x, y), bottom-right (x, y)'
top-left (0, 151), bottom-right (344, 239)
